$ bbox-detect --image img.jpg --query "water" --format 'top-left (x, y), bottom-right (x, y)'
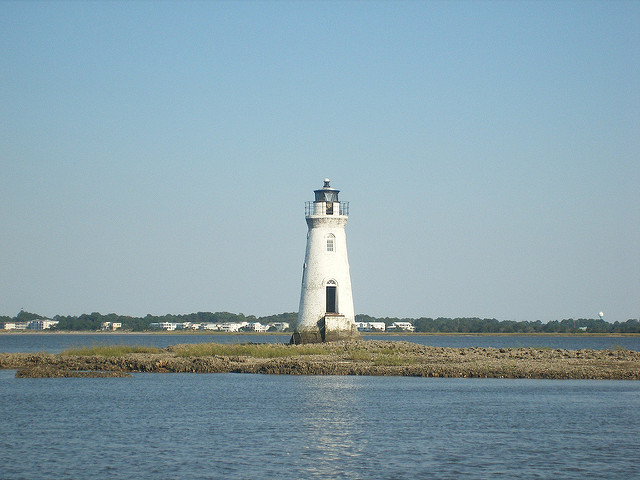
top-left (0, 372), bottom-right (638, 479)
top-left (0, 333), bottom-right (291, 354)
top-left (1, 332), bottom-right (639, 353)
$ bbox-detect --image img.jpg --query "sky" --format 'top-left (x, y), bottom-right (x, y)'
top-left (1, 1), bottom-right (638, 322)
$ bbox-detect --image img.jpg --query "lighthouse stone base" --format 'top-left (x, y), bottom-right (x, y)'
top-left (290, 314), bottom-right (361, 344)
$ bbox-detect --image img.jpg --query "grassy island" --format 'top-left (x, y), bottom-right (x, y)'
top-left (2, 340), bottom-right (640, 379)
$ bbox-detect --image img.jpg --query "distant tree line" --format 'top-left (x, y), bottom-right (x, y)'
top-left (356, 315), bottom-right (640, 334)
top-left (2, 310), bottom-right (639, 333)
top-left (49, 311), bottom-right (299, 332)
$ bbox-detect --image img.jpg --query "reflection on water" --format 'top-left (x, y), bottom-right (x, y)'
top-left (1, 374), bottom-right (639, 479)
top-left (293, 376), bottom-right (366, 477)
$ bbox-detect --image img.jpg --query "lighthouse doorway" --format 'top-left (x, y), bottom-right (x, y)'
top-left (326, 286), bottom-right (337, 313)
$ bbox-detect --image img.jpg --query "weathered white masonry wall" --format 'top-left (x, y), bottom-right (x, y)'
top-left (292, 180), bottom-right (360, 344)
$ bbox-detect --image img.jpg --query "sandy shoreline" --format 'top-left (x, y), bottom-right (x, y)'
top-left (2, 340), bottom-right (639, 379)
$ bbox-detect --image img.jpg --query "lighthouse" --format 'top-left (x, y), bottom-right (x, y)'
top-left (291, 179), bottom-right (360, 344)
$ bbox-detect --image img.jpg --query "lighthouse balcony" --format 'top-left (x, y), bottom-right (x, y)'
top-left (305, 201), bottom-right (349, 217)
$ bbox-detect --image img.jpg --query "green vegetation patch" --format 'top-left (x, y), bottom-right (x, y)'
top-left (168, 342), bottom-right (329, 358)
top-left (60, 344), bottom-right (162, 357)
top-left (348, 350), bottom-right (373, 361)
top-left (169, 342), bottom-right (422, 363)
top-left (373, 354), bottom-right (417, 366)
top-left (376, 345), bottom-right (402, 355)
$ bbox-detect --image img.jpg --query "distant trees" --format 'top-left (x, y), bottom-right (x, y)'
top-left (47, 311), bottom-right (298, 332)
top-left (614, 319), bottom-right (640, 333)
top-left (15, 310), bottom-right (41, 323)
top-left (357, 315), bottom-right (640, 334)
top-left (54, 313), bottom-right (104, 331)
top-left (3, 310), bottom-right (639, 333)
top-left (257, 312), bottom-right (298, 327)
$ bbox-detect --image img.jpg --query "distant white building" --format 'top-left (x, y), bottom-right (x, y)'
top-left (101, 322), bottom-right (122, 331)
top-left (389, 321), bottom-right (415, 332)
top-left (201, 323), bottom-right (220, 331)
top-left (270, 322), bottom-right (290, 332)
top-left (356, 321), bottom-right (386, 332)
top-left (247, 322), bottom-right (270, 332)
top-left (2, 322), bottom-right (29, 330)
top-left (149, 322), bottom-right (177, 331)
top-left (219, 322), bottom-right (245, 332)
top-left (27, 319), bottom-right (59, 330)
top-left (1, 319), bottom-right (59, 330)
top-left (176, 322), bottom-right (199, 330)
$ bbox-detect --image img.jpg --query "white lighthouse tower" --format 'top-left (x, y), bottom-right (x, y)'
top-left (291, 179), bottom-right (360, 344)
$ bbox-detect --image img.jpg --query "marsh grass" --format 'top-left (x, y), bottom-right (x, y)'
top-left (373, 354), bottom-right (408, 366)
top-left (376, 346), bottom-right (401, 355)
top-left (61, 345), bottom-right (162, 357)
top-left (172, 343), bottom-right (419, 366)
top-left (59, 341), bottom-right (424, 365)
top-left (348, 349), bottom-right (373, 361)
top-left (169, 343), bottom-right (329, 358)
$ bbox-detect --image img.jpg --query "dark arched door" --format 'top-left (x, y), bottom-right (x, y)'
top-left (326, 286), bottom-right (337, 313)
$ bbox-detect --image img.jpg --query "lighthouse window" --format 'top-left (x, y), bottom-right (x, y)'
top-left (326, 235), bottom-right (335, 252)
top-left (326, 202), bottom-right (333, 215)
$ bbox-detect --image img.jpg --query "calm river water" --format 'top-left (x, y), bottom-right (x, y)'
top-left (2, 334), bottom-right (639, 479)
top-left (1, 371), bottom-right (638, 479)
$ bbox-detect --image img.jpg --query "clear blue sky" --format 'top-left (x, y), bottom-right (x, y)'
top-left (2, 1), bottom-right (638, 322)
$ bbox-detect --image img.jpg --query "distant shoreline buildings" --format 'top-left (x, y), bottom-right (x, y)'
top-left (355, 321), bottom-right (416, 332)
top-left (0, 319), bottom-right (291, 332)
top-left (3, 313), bottom-right (638, 334)
top-left (147, 321), bottom-right (290, 333)
top-left (1, 318), bottom-right (59, 330)
top-left (0, 318), bottom-right (416, 333)
top-left (0, 319), bottom-right (416, 333)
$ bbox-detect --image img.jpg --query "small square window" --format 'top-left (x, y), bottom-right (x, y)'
top-left (327, 239), bottom-right (334, 252)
